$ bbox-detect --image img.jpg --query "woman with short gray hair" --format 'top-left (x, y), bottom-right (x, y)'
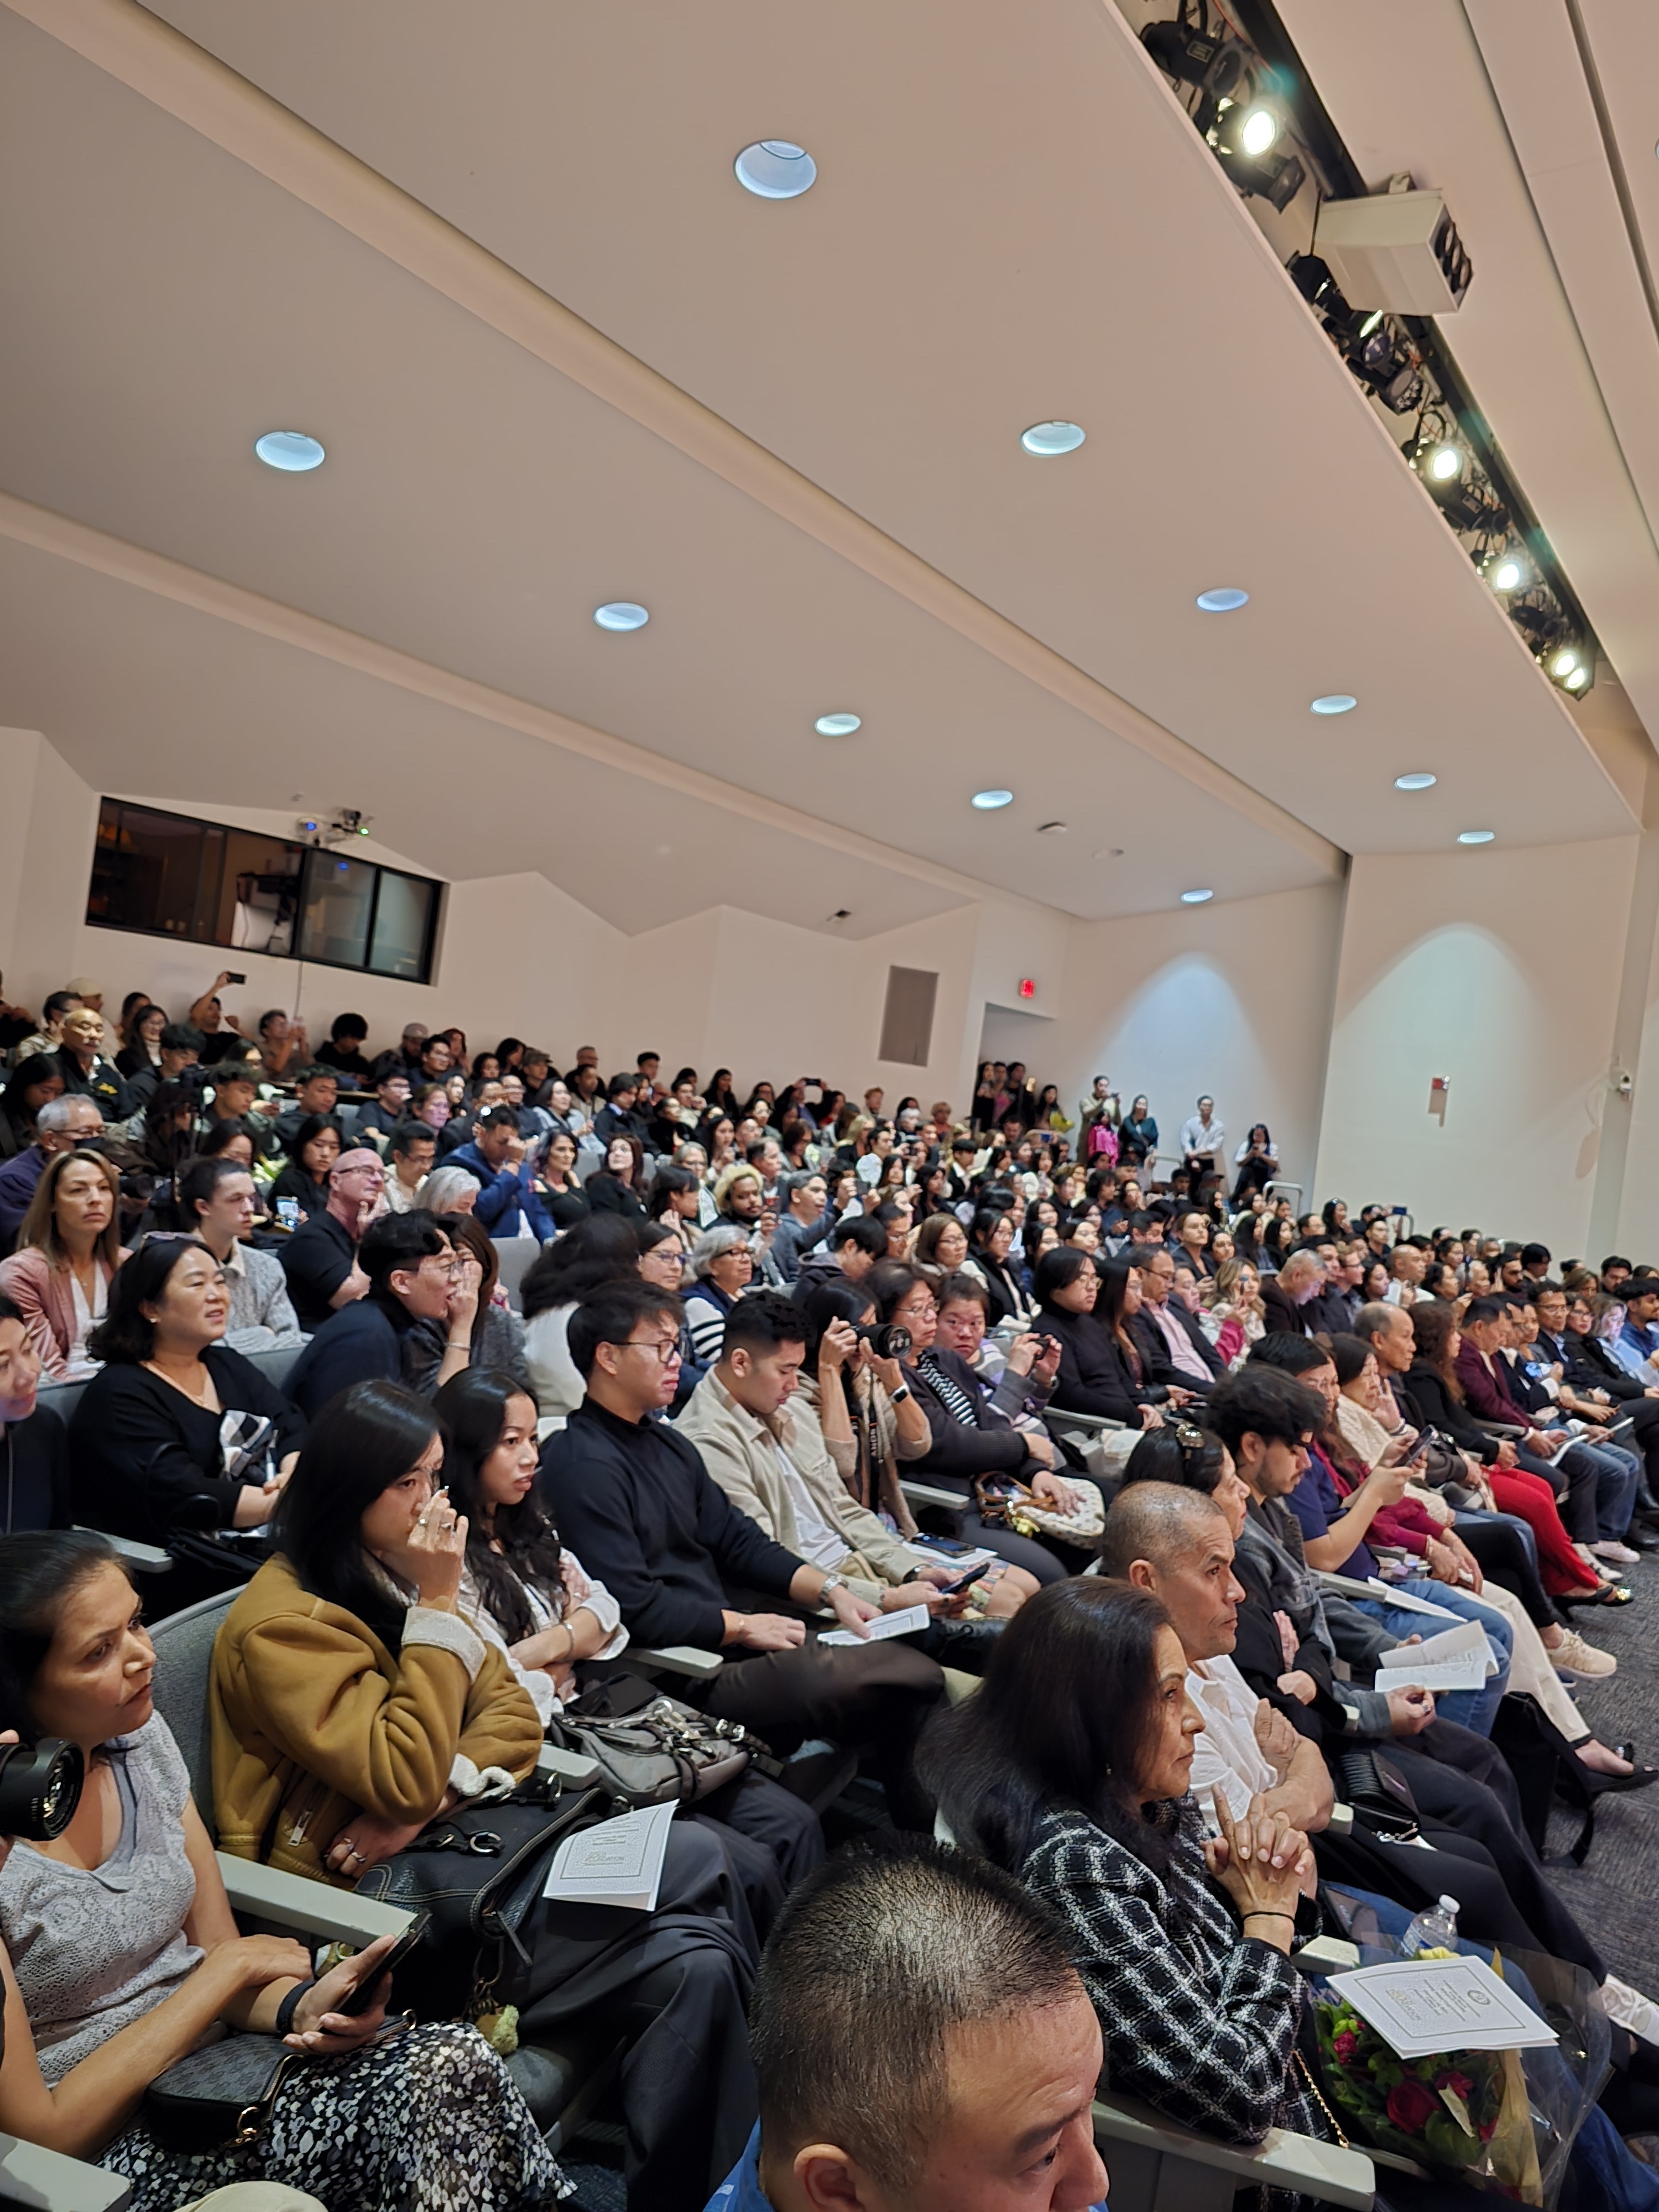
top-left (684, 1226), bottom-right (754, 1365)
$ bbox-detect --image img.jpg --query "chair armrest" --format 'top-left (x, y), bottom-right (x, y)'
top-left (217, 1852), bottom-right (413, 1945)
top-left (622, 1645), bottom-right (725, 1680)
top-left (1327, 1802), bottom-right (1354, 1837)
top-left (72, 1528), bottom-right (172, 1575)
top-left (1091, 2096), bottom-right (1374, 2210)
top-left (899, 1479), bottom-right (969, 1514)
top-left (1292, 1934), bottom-right (1361, 1974)
top-left (1043, 1409), bottom-right (1127, 1435)
top-left (538, 1743), bottom-right (602, 1788)
top-left (0, 2135), bottom-right (132, 2210)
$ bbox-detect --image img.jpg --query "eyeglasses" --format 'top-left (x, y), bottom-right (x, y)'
top-left (614, 1335), bottom-right (681, 1364)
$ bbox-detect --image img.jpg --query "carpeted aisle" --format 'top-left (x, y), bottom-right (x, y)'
top-left (1544, 1553), bottom-right (1659, 1993)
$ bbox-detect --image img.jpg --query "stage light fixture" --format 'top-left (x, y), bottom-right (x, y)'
top-left (1140, 15), bottom-right (1248, 128)
top-left (1484, 551), bottom-right (1527, 594)
top-left (1215, 100), bottom-right (1280, 159)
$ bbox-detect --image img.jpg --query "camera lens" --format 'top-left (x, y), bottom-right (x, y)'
top-left (0, 1740), bottom-right (85, 1841)
top-left (855, 1322), bottom-right (912, 1359)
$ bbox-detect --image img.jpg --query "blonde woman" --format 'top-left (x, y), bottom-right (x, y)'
top-left (1202, 1257), bottom-right (1264, 1370)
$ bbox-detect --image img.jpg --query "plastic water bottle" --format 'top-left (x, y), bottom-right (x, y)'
top-left (1401, 1894), bottom-right (1460, 1957)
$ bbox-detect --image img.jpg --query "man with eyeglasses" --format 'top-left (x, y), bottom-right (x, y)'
top-left (278, 1146), bottom-right (385, 1331)
top-left (542, 1280), bottom-right (951, 1838)
top-left (285, 1211), bottom-right (477, 1420)
top-left (0, 1094), bottom-right (103, 1257)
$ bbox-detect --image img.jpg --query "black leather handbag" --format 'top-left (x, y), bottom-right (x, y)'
top-left (353, 1780), bottom-right (609, 2018)
top-left (144, 2033), bottom-right (301, 2154)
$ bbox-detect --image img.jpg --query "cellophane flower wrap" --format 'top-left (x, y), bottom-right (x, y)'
top-left (1314, 1895), bottom-right (1611, 2209)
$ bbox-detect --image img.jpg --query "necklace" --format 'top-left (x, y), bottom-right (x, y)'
top-left (143, 1358), bottom-right (213, 1408)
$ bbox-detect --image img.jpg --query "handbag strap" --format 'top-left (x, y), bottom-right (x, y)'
top-left (1293, 2047), bottom-right (1351, 2151)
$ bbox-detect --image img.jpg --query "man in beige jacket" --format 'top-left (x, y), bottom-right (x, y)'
top-left (676, 1289), bottom-right (963, 1616)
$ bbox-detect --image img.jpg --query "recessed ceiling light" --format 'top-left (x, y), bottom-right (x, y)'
top-left (593, 602), bottom-right (649, 631)
top-left (1181, 888), bottom-right (1214, 904)
top-left (1457, 829), bottom-right (1495, 844)
top-left (254, 430), bottom-right (325, 472)
top-left (1395, 772), bottom-right (1437, 790)
top-left (1094, 847), bottom-right (1125, 859)
top-left (1036, 821), bottom-right (1068, 836)
top-left (814, 712), bottom-right (861, 736)
top-left (1311, 694), bottom-right (1358, 715)
top-left (1196, 588), bottom-right (1249, 612)
top-left (734, 141), bottom-right (817, 199)
top-left (1020, 421), bottom-right (1087, 457)
top-left (971, 789), bottom-right (1014, 810)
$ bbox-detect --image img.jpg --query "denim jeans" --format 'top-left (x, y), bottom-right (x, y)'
top-left (1563, 1437), bottom-right (1642, 1541)
top-left (1350, 1581), bottom-right (1514, 1734)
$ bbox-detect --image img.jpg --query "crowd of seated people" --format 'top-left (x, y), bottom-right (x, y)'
top-left (8, 987), bottom-right (1659, 2203)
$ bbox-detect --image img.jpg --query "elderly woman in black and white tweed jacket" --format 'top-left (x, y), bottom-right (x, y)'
top-left (924, 1575), bottom-right (1324, 2146)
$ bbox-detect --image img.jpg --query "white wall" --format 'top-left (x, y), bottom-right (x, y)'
top-left (1313, 841), bottom-right (1636, 1254)
top-left (1042, 883), bottom-right (1345, 1192)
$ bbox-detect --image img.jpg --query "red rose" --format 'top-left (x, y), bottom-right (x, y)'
top-left (1333, 2031), bottom-right (1358, 2066)
top-left (1434, 2070), bottom-right (1474, 2104)
top-left (1386, 2078), bottom-right (1441, 2133)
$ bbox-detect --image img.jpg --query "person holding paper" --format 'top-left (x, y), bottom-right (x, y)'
top-left (212, 1378), bottom-right (764, 2212)
top-left (540, 1280), bottom-right (950, 1831)
top-left (678, 1290), bottom-right (1022, 1658)
top-left (1245, 1338), bottom-right (1515, 1735)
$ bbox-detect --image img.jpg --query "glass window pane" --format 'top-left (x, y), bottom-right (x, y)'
top-left (217, 832), bottom-right (305, 956)
top-left (368, 872), bottom-right (434, 980)
top-left (87, 802), bottom-right (222, 942)
top-left (298, 849), bottom-right (375, 968)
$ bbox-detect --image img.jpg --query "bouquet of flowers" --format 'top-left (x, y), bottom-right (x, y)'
top-left (1314, 1994), bottom-right (1509, 2176)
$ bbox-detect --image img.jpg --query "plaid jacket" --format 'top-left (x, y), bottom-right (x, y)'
top-left (1021, 1799), bottom-right (1326, 2144)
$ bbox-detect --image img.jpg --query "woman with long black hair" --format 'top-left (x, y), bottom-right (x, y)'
top-left (436, 1368), bottom-right (820, 1913)
top-left (212, 1379), bottom-right (764, 2212)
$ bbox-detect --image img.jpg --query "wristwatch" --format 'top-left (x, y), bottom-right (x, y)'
top-left (819, 1572), bottom-right (848, 1599)
top-left (890, 1383), bottom-right (912, 1404)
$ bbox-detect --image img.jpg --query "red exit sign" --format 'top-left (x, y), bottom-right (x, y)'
top-left (1018, 978), bottom-right (1037, 1000)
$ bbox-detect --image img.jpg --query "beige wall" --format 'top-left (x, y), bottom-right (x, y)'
top-left (1313, 842), bottom-right (1636, 1256)
top-left (1044, 883), bottom-right (1345, 1193)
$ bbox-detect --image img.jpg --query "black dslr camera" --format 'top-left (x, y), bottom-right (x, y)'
top-left (0, 1739), bottom-right (84, 1841)
top-left (853, 1321), bottom-right (912, 1359)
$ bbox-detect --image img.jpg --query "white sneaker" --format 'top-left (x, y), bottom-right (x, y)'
top-left (1590, 1540), bottom-right (1642, 1565)
top-left (1551, 1629), bottom-right (1618, 1679)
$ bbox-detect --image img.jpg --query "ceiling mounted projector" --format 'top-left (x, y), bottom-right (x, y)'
top-left (1313, 190), bottom-right (1472, 315)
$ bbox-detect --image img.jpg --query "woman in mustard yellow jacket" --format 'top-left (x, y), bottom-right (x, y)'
top-left (210, 1378), bottom-right (761, 2212)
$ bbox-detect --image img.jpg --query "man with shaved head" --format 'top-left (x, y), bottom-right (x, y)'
top-left (1102, 1481), bottom-right (1333, 1837)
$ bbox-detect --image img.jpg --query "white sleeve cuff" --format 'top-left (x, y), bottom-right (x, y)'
top-left (403, 1606), bottom-right (487, 1681)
